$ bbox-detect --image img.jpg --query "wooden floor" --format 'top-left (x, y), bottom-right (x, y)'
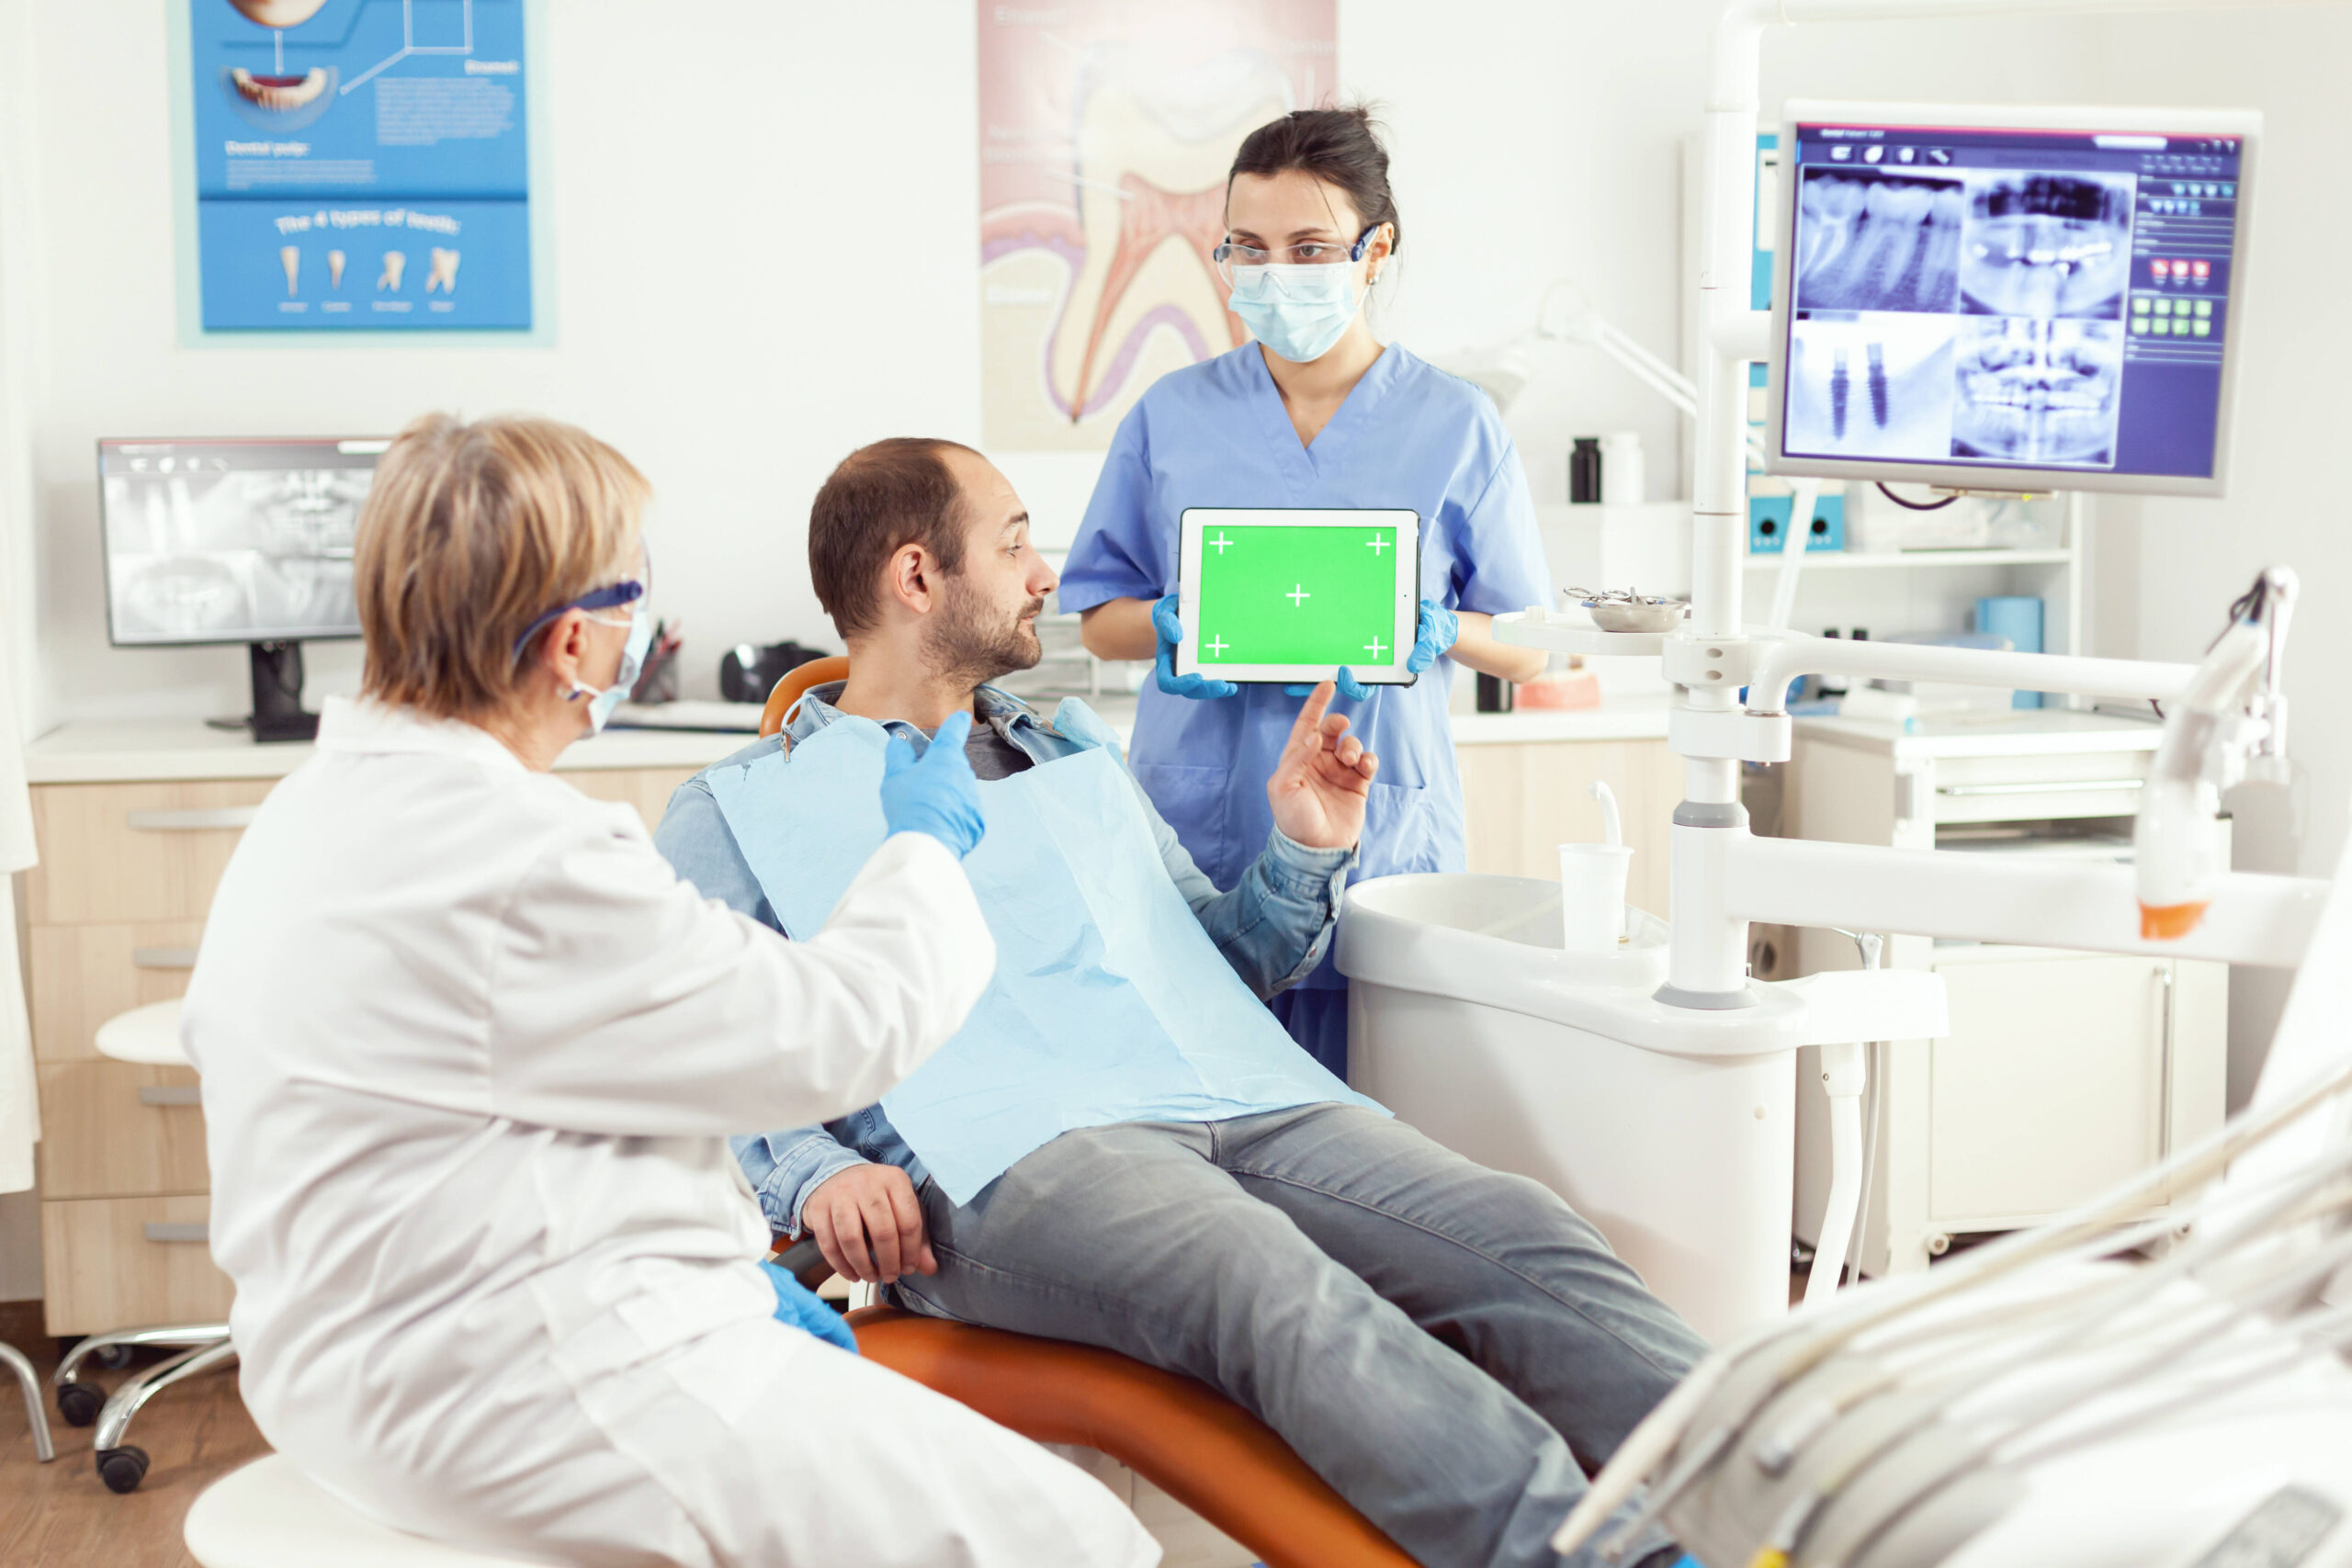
top-left (0, 1303), bottom-right (268, 1568)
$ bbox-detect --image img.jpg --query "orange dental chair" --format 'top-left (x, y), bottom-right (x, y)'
top-left (756, 659), bottom-right (1418, 1568)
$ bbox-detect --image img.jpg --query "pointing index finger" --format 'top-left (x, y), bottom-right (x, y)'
top-left (1284, 680), bottom-right (1335, 755)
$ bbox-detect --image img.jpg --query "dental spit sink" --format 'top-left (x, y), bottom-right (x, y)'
top-left (1337, 872), bottom-right (1801, 1341)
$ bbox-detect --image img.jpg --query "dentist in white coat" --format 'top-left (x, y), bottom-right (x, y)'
top-left (184, 413), bottom-right (1157, 1568)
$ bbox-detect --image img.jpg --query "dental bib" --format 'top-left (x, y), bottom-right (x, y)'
top-left (705, 701), bottom-right (1380, 1204)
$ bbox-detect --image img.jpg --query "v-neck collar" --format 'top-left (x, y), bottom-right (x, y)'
top-left (1245, 342), bottom-right (1402, 500)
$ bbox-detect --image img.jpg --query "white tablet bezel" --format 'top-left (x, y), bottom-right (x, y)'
top-left (1173, 507), bottom-right (1422, 686)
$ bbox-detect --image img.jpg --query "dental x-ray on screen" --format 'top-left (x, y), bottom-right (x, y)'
top-left (1767, 101), bottom-right (2258, 498)
top-left (99, 437), bottom-right (383, 646)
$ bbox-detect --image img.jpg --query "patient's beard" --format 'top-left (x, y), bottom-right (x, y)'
top-left (923, 576), bottom-right (1045, 691)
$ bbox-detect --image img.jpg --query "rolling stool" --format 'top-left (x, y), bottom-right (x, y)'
top-left (3, 1336), bottom-right (53, 1463)
top-left (187, 1455), bottom-right (542, 1568)
top-left (51, 998), bottom-right (236, 1493)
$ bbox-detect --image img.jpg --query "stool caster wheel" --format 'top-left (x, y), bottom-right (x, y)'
top-left (56, 1381), bottom-right (104, 1427)
top-left (91, 1344), bottom-right (133, 1371)
top-left (96, 1446), bottom-right (150, 1495)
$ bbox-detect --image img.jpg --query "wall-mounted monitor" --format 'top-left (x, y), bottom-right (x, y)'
top-left (1765, 101), bottom-right (2258, 498)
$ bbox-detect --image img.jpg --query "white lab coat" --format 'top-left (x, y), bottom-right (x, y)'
top-left (185, 697), bottom-right (1156, 1568)
top-left (0, 648), bottom-right (38, 1197)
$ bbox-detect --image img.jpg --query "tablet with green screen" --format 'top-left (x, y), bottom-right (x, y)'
top-left (1173, 508), bottom-right (1422, 686)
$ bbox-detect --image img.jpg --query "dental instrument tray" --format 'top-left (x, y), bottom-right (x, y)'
top-left (1565, 588), bottom-right (1690, 634)
top-left (1173, 508), bottom-right (1422, 686)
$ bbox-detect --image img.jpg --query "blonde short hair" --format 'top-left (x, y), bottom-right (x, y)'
top-left (355, 412), bottom-right (650, 720)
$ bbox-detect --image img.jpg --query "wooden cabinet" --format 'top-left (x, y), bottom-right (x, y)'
top-left (39, 1197), bottom-right (235, 1332)
top-left (1456, 739), bottom-right (1677, 920)
top-left (24, 761), bottom-right (699, 1335)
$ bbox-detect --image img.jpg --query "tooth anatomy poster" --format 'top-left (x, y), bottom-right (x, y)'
top-left (189, 0), bottom-right (531, 333)
top-left (978, 1), bottom-right (1337, 450)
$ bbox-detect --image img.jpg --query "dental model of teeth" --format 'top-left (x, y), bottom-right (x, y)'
top-left (279, 246), bottom-right (300, 298)
top-left (378, 252), bottom-right (406, 293)
top-left (231, 67), bottom-right (331, 113)
top-left (328, 251), bottom-right (346, 289)
top-left (426, 249), bottom-right (461, 295)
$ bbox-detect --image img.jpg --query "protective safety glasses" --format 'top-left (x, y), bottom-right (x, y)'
top-left (1212, 224), bottom-right (1381, 289)
top-left (511, 548), bottom-right (651, 664)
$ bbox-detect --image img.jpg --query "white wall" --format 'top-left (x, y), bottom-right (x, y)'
top-left (16, 1), bottom-right (990, 723)
top-left (13, 0), bottom-right (2179, 728)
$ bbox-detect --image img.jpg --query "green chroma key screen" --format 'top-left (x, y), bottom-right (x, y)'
top-left (1195, 524), bottom-right (1404, 667)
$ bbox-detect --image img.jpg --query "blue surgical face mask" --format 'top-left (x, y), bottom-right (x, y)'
top-left (571, 604), bottom-right (654, 736)
top-left (1227, 257), bottom-right (1363, 365)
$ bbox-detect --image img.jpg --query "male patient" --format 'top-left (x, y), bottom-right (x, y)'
top-left (656, 438), bottom-right (1703, 1568)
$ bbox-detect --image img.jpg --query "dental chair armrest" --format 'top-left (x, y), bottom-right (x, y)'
top-left (771, 1233), bottom-right (836, 1293)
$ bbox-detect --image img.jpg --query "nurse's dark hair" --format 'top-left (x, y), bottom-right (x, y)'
top-left (1227, 105), bottom-right (1400, 257)
top-left (808, 438), bottom-right (982, 638)
top-left (355, 412), bottom-right (650, 720)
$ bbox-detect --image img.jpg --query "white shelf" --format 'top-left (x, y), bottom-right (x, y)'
top-left (1493, 611), bottom-right (1670, 658)
top-left (1743, 548), bottom-right (2074, 571)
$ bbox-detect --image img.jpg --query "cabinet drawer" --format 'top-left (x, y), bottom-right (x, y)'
top-left (1929, 751), bottom-right (2152, 825)
top-left (26, 780), bottom-right (275, 925)
top-left (565, 766), bottom-right (704, 833)
top-left (40, 1194), bottom-right (233, 1337)
top-left (27, 921), bottom-right (204, 1062)
top-left (35, 1061), bottom-right (209, 1200)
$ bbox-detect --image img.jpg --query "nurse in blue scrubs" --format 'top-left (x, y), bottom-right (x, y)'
top-left (1061, 107), bottom-right (1552, 1077)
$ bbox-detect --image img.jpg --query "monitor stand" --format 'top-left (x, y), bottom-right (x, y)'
top-left (245, 640), bottom-right (318, 743)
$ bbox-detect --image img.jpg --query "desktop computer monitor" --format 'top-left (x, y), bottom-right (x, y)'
top-left (1765, 101), bottom-right (2258, 498)
top-left (97, 435), bottom-right (390, 739)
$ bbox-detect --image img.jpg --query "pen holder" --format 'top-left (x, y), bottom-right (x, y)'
top-left (1558, 843), bottom-right (1634, 953)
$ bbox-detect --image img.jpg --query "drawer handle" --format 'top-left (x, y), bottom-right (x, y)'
top-left (1936, 778), bottom-right (2145, 798)
top-left (138, 1086), bottom-right (201, 1108)
top-left (131, 948), bottom-right (199, 971)
top-left (125, 808), bottom-right (258, 832)
top-left (143, 1223), bottom-right (209, 1244)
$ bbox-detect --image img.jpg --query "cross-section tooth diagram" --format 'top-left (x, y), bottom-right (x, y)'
top-left (978, 4), bottom-right (1336, 450)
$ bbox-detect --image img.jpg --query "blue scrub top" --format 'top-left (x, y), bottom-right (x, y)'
top-left (1059, 343), bottom-right (1552, 990)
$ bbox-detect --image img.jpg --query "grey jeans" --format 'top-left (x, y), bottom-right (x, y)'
top-left (892, 1103), bottom-right (1703, 1568)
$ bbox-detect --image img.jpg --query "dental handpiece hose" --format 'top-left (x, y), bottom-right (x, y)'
top-left (1804, 931), bottom-right (1882, 1308)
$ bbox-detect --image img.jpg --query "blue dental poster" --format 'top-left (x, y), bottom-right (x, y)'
top-left (190, 0), bottom-right (531, 332)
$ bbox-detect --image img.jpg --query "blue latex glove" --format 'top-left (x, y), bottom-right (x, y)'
top-left (1152, 593), bottom-right (1239, 701)
top-left (1407, 598), bottom-right (1460, 675)
top-left (1283, 668), bottom-right (1374, 701)
top-left (878, 710), bottom-right (986, 857)
top-left (760, 1259), bottom-right (858, 1354)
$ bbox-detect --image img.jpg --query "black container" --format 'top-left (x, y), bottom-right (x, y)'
top-left (1476, 673), bottom-right (1515, 713)
top-left (1569, 437), bottom-right (1603, 504)
top-left (719, 640), bottom-right (835, 704)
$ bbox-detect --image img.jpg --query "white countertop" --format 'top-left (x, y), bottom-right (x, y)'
top-left (1794, 707), bottom-right (2165, 759)
top-left (24, 694), bottom-right (1678, 784)
top-left (22, 719), bottom-right (758, 784)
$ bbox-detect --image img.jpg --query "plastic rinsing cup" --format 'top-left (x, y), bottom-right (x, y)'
top-left (1559, 843), bottom-right (1634, 953)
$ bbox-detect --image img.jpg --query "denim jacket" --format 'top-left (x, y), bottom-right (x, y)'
top-left (652, 682), bottom-right (1356, 1234)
